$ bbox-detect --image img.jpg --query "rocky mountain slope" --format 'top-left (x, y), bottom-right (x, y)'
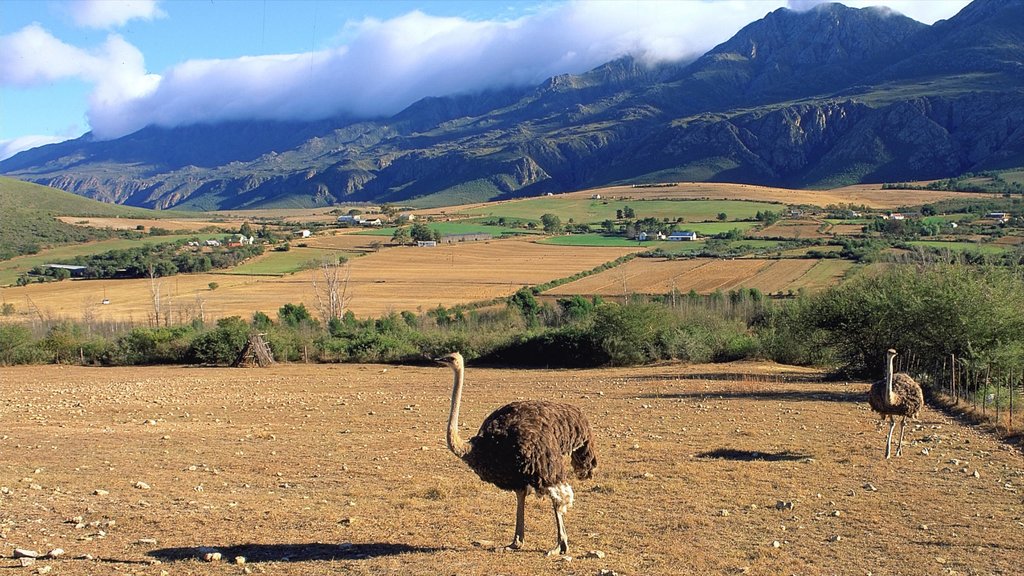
top-left (2, 0), bottom-right (1022, 209)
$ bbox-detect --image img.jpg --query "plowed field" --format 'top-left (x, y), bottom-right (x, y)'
top-left (2, 362), bottom-right (1021, 575)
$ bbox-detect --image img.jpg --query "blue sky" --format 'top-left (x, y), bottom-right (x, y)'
top-left (0, 0), bottom-right (970, 160)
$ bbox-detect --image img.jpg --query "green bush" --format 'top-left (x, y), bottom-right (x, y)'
top-left (0, 323), bottom-right (45, 365)
top-left (188, 316), bottom-right (250, 365)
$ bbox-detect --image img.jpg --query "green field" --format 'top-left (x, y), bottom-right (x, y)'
top-left (224, 247), bottom-right (360, 275)
top-left (459, 198), bottom-right (780, 225)
top-left (356, 221), bottom-right (537, 237)
top-left (653, 241), bottom-right (709, 254)
top-left (684, 221), bottom-right (760, 235)
top-left (0, 234), bottom-right (225, 286)
top-left (906, 240), bottom-right (1009, 254)
top-left (727, 239), bottom-right (787, 251)
top-left (539, 234), bottom-right (652, 247)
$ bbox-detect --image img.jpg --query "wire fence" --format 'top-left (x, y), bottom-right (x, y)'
top-left (898, 352), bottom-right (1022, 434)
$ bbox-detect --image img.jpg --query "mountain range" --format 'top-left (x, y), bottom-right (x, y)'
top-left (2, 0), bottom-right (1023, 210)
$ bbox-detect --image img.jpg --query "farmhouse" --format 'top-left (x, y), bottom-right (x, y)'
top-left (668, 231), bottom-right (699, 241)
top-left (337, 215), bottom-right (359, 225)
top-left (440, 233), bottom-right (492, 244)
top-left (360, 218), bottom-right (383, 227)
top-left (294, 229), bottom-right (312, 238)
top-left (397, 213), bottom-right (416, 223)
top-left (42, 264), bottom-right (87, 277)
top-left (986, 212), bottom-right (1010, 222)
top-left (417, 240), bottom-right (437, 247)
top-left (205, 239), bottom-right (221, 247)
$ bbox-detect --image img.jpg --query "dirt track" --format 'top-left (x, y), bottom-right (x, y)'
top-left (1, 362), bottom-right (1022, 575)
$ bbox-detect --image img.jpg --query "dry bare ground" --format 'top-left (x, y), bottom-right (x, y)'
top-left (545, 258), bottom-right (852, 297)
top-left (749, 220), bottom-right (829, 240)
top-left (55, 218), bottom-right (243, 232)
top-left (551, 184), bottom-right (997, 210)
top-left (1, 362), bottom-right (1021, 576)
top-left (1, 237), bottom-right (639, 323)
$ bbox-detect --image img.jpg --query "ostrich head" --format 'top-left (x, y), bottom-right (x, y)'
top-left (433, 351), bottom-right (464, 371)
top-left (887, 348), bottom-right (897, 358)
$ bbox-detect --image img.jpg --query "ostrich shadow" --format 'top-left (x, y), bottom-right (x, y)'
top-left (148, 542), bottom-right (444, 564)
top-left (696, 448), bottom-right (813, 462)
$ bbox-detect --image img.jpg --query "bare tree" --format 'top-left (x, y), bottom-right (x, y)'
top-left (311, 257), bottom-right (352, 324)
top-left (148, 263), bottom-right (163, 326)
top-left (194, 293), bottom-right (207, 324)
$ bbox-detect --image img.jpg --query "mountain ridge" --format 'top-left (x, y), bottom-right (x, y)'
top-left (3, 0), bottom-right (1022, 209)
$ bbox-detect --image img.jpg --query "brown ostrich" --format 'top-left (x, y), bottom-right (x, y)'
top-left (868, 348), bottom-right (924, 458)
top-left (434, 352), bottom-right (597, 556)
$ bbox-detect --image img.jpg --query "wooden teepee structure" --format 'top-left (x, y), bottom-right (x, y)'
top-left (234, 333), bottom-right (275, 367)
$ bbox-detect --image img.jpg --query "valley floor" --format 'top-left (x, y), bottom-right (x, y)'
top-left (1, 361), bottom-right (1022, 575)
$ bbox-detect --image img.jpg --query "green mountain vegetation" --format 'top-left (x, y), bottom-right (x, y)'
top-left (1, 0), bottom-right (1022, 210)
top-left (0, 177), bottom-right (160, 260)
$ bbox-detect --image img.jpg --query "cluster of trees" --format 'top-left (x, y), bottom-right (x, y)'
top-left (5, 264), bottom-right (1022, 385)
top-left (391, 222), bottom-right (442, 244)
top-left (884, 172), bottom-right (1024, 195)
top-left (24, 241), bottom-right (263, 283)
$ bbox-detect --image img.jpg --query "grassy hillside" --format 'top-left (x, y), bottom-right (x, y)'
top-left (0, 176), bottom-right (163, 260)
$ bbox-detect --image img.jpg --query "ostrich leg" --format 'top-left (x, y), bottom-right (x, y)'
top-left (896, 416), bottom-right (909, 456)
top-left (546, 484), bottom-right (573, 556)
top-left (505, 489), bottom-right (526, 551)
top-left (885, 417), bottom-right (896, 459)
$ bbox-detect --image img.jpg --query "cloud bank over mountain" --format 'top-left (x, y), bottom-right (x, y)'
top-left (1, 0), bottom-right (969, 149)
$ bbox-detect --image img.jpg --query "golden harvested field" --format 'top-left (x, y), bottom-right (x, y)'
top-left (545, 258), bottom-right (853, 296)
top-left (0, 238), bottom-right (639, 322)
top-left (2, 362), bottom-right (1022, 576)
top-left (56, 217), bottom-right (241, 232)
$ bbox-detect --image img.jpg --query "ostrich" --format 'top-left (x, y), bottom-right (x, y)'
top-left (434, 352), bottom-right (597, 556)
top-left (868, 348), bottom-right (924, 458)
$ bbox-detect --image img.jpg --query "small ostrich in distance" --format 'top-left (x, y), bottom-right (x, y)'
top-left (868, 348), bottom-right (924, 458)
top-left (434, 352), bottom-right (597, 556)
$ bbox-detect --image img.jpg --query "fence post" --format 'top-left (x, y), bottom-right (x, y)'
top-left (950, 354), bottom-right (956, 402)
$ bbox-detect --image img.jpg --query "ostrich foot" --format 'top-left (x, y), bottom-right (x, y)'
top-left (546, 543), bottom-right (568, 557)
top-left (502, 537), bottom-right (524, 552)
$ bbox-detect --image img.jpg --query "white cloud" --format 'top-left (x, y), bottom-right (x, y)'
top-left (0, 134), bottom-right (73, 161)
top-left (65, 0), bottom-right (166, 30)
top-left (83, 1), bottom-right (787, 138)
top-left (2, 0), bottom-right (973, 142)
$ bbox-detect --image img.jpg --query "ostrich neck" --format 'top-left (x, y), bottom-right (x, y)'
top-left (447, 366), bottom-right (470, 458)
top-left (885, 354), bottom-right (897, 405)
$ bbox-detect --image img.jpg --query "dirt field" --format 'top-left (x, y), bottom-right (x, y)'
top-left (56, 217), bottom-right (242, 232)
top-left (749, 220), bottom-right (829, 240)
top-left (0, 237), bottom-right (640, 322)
top-left (545, 258), bottom-right (854, 297)
top-left (548, 183), bottom-right (998, 210)
top-left (1, 361), bottom-right (1021, 576)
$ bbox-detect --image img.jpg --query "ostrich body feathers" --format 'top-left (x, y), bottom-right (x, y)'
top-left (463, 400), bottom-right (597, 493)
top-left (868, 372), bottom-right (924, 418)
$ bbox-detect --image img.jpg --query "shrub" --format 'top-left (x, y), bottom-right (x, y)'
top-left (188, 316), bottom-right (250, 365)
top-left (0, 323), bottom-right (44, 365)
